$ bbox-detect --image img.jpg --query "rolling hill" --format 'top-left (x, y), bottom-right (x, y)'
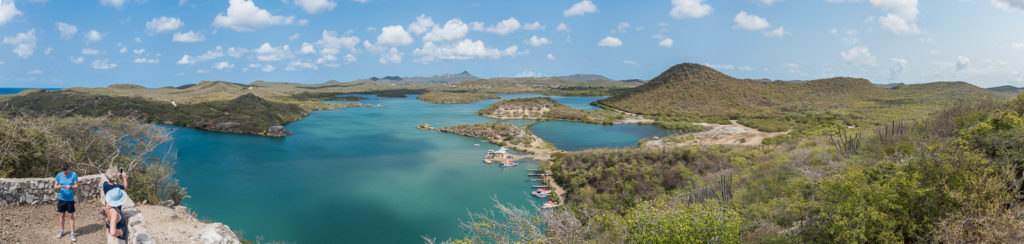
top-left (598, 63), bottom-right (1008, 120)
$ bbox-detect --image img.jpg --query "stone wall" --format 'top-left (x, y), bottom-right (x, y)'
top-left (0, 174), bottom-right (105, 206)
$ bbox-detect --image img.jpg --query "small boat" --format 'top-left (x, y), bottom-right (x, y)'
top-left (474, 144), bottom-right (480, 147)
top-left (483, 158), bottom-right (493, 164)
top-left (532, 189), bottom-right (551, 198)
top-left (542, 201), bottom-right (559, 209)
top-left (498, 161), bottom-right (519, 167)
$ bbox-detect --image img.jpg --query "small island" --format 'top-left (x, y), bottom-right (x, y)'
top-left (419, 122), bottom-right (558, 161)
top-left (476, 97), bottom-right (646, 124)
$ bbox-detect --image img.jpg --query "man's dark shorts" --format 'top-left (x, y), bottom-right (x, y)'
top-left (56, 200), bottom-right (75, 213)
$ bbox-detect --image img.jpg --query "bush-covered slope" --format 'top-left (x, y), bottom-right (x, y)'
top-left (416, 91), bottom-right (500, 104)
top-left (1, 90), bottom-right (340, 137)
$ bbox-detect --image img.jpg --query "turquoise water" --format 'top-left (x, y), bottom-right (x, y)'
top-left (0, 88), bottom-right (60, 95)
top-left (168, 94), bottom-right (664, 243)
top-left (529, 121), bottom-right (671, 151)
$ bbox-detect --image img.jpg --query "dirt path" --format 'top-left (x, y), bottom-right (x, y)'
top-left (644, 120), bottom-right (788, 147)
top-left (0, 198), bottom-right (107, 244)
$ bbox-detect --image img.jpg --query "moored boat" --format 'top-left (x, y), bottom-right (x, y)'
top-left (498, 161), bottom-right (519, 167)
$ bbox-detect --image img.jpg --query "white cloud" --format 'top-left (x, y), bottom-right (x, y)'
top-left (889, 58), bottom-right (907, 78)
top-left (56, 22), bottom-right (78, 40)
top-left (546, 53), bottom-right (555, 60)
top-left (563, 0), bottom-right (598, 17)
top-left (759, 0), bottom-right (782, 5)
top-left (146, 17), bottom-right (184, 33)
top-left (132, 48), bottom-right (145, 54)
top-left (82, 48), bottom-right (102, 55)
top-left (0, 0), bottom-right (22, 27)
top-left (522, 21), bottom-right (543, 30)
top-left (100, 0), bottom-right (127, 8)
top-left (301, 42), bottom-right (316, 54)
top-left (556, 23), bottom-right (569, 32)
top-left (485, 17), bottom-right (520, 35)
top-left (180, 0), bottom-right (188, 6)
top-left (286, 60), bottom-right (318, 70)
top-left (196, 46), bottom-right (225, 61)
top-left (525, 35), bottom-right (550, 47)
top-left (316, 30), bottom-right (360, 55)
top-left (294, 0), bottom-right (337, 14)
top-left (413, 39), bottom-right (517, 62)
top-left (173, 31), bottom-right (206, 42)
top-left (670, 0), bottom-right (712, 19)
top-left (70, 56), bottom-right (85, 64)
top-left (378, 48), bottom-right (401, 64)
top-left (515, 70), bottom-right (541, 78)
top-left (27, 69), bottom-right (42, 75)
top-left (423, 19), bottom-right (469, 42)
top-left (623, 60), bottom-right (639, 66)
top-left (765, 27), bottom-right (787, 37)
top-left (733, 11), bottom-right (771, 30)
top-left (469, 22), bottom-right (484, 31)
top-left (597, 36), bottom-right (622, 47)
top-left (658, 38), bottom-right (673, 47)
top-left (955, 56), bottom-right (970, 72)
top-left (262, 64), bottom-right (275, 72)
top-left (840, 46), bottom-right (878, 66)
top-left (214, 0), bottom-right (297, 32)
top-left (133, 58), bottom-right (159, 64)
top-left (289, 33), bottom-right (300, 41)
top-left (213, 61), bottom-right (234, 70)
top-left (255, 42), bottom-right (293, 61)
top-left (343, 54), bottom-right (356, 63)
top-left (3, 29), bottom-right (36, 58)
top-left (44, 47), bottom-right (52, 55)
top-left (869, 0), bottom-right (921, 34)
top-left (407, 14), bottom-right (435, 35)
top-left (376, 25), bottom-right (413, 46)
top-left (91, 59), bottom-right (117, 69)
top-left (993, 0), bottom-right (1024, 10)
top-left (86, 30), bottom-right (103, 42)
top-left (1012, 42), bottom-right (1024, 50)
top-left (177, 55), bottom-right (196, 65)
top-left (120, 47), bottom-right (127, 54)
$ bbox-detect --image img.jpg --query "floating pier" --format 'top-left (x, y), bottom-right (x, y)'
top-left (532, 185), bottom-right (548, 188)
top-left (526, 169), bottom-right (541, 172)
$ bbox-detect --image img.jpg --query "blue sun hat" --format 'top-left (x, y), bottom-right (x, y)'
top-left (105, 188), bottom-right (127, 207)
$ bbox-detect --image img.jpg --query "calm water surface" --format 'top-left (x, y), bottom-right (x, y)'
top-left (169, 94), bottom-right (663, 243)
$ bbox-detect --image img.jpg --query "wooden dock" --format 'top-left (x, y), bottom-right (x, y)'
top-left (532, 185), bottom-right (548, 188)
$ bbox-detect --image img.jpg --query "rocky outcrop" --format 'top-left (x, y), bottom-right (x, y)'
top-left (266, 125), bottom-right (289, 137)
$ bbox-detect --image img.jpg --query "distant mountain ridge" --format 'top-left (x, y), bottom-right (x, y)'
top-left (358, 71), bottom-right (480, 84)
top-left (988, 85), bottom-right (1024, 94)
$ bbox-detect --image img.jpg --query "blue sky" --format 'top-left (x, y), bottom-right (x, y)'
top-left (0, 0), bottom-right (1022, 88)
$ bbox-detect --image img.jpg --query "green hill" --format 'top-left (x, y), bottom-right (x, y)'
top-left (1, 90), bottom-right (353, 137)
top-left (989, 85), bottom-right (1024, 94)
top-left (598, 63), bottom-right (1008, 122)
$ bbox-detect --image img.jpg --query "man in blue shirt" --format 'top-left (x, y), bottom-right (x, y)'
top-left (53, 163), bottom-right (78, 242)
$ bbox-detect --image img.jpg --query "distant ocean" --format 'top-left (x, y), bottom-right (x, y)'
top-left (0, 88), bottom-right (60, 95)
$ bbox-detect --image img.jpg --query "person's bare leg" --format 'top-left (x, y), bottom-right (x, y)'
top-left (69, 213), bottom-right (75, 233)
top-left (58, 212), bottom-right (65, 231)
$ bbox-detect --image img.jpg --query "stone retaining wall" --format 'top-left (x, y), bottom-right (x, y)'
top-left (0, 174), bottom-right (105, 206)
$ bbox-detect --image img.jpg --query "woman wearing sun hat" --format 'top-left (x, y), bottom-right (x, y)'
top-left (101, 187), bottom-right (129, 243)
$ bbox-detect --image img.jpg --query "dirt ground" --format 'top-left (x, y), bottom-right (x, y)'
top-left (0, 198), bottom-right (108, 244)
top-left (644, 120), bottom-right (789, 147)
